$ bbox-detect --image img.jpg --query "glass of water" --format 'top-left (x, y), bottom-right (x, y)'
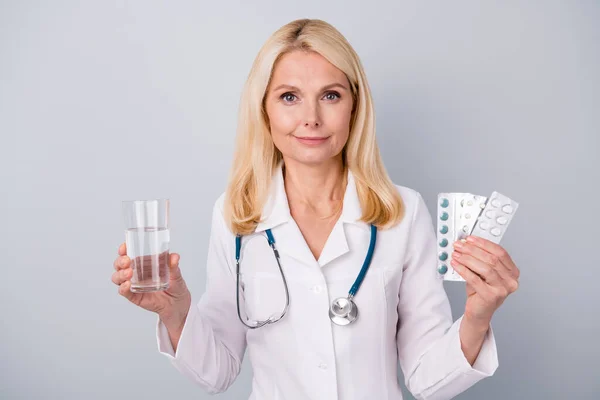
top-left (121, 199), bottom-right (170, 292)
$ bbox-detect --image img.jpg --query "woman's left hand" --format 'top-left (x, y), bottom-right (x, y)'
top-left (451, 235), bottom-right (520, 325)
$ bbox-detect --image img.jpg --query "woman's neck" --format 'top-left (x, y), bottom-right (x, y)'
top-left (282, 157), bottom-right (347, 215)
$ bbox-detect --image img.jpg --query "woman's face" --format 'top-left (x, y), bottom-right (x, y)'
top-left (264, 50), bottom-right (354, 167)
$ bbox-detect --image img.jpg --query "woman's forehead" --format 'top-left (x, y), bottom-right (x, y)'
top-left (270, 51), bottom-right (347, 88)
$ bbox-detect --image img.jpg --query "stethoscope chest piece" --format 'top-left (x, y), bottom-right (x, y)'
top-left (329, 296), bottom-right (358, 326)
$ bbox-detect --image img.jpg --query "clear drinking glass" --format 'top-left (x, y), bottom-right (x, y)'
top-left (121, 199), bottom-right (170, 292)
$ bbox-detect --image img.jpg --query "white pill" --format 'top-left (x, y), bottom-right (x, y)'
top-left (485, 210), bottom-right (494, 219)
top-left (502, 204), bottom-right (514, 214)
top-left (490, 227), bottom-right (501, 236)
top-left (462, 225), bottom-right (469, 232)
top-left (491, 199), bottom-right (501, 207)
top-left (479, 221), bottom-right (489, 230)
top-left (467, 200), bottom-right (473, 206)
top-left (479, 203), bottom-right (486, 209)
top-left (497, 216), bottom-right (508, 225)
top-left (465, 213), bottom-right (471, 219)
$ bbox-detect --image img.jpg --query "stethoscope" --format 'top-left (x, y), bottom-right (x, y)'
top-left (235, 224), bottom-right (377, 328)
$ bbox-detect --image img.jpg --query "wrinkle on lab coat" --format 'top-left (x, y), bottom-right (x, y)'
top-left (155, 162), bottom-right (499, 400)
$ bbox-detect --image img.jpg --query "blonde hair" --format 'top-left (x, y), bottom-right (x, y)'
top-left (224, 18), bottom-right (405, 235)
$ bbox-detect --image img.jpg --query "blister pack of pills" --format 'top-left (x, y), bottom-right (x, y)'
top-left (436, 191), bottom-right (518, 282)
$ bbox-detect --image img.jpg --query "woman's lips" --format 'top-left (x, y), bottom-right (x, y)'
top-left (294, 136), bottom-right (330, 145)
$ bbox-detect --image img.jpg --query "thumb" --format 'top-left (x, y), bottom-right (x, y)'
top-left (169, 252), bottom-right (183, 280)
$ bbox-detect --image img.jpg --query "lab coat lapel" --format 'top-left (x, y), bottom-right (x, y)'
top-left (316, 221), bottom-right (348, 267)
top-left (317, 169), bottom-right (370, 267)
top-left (254, 162), bottom-right (319, 267)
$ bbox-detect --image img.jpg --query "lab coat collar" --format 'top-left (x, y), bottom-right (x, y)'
top-left (254, 161), bottom-right (369, 268)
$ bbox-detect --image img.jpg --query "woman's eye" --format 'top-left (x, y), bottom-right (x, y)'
top-left (281, 93), bottom-right (297, 102)
top-left (324, 92), bottom-right (341, 101)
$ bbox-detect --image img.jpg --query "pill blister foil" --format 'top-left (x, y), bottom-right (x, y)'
top-left (436, 191), bottom-right (517, 282)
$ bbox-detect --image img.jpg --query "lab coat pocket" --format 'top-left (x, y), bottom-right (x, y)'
top-left (237, 232), bottom-right (289, 323)
top-left (242, 271), bottom-right (289, 324)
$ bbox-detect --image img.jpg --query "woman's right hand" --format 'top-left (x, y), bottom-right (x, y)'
top-left (112, 242), bottom-right (192, 324)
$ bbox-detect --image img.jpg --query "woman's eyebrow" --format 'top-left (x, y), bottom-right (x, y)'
top-left (271, 83), bottom-right (349, 92)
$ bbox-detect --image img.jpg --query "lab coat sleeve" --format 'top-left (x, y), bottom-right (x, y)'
top-left (396, 191), bottom-right (499, 400)
top-left (155, 196), bottom-right (248, 394)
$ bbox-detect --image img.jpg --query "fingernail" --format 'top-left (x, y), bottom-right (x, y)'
top-left (453, 252), bottom-right (461, 259)
top-left (467, 236), bottom-right (477, 243)
top-left (454, 241), bottom-right (464, 249)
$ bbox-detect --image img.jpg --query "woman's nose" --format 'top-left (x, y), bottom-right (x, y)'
top-left (302, 102), bottom-right (321, 128)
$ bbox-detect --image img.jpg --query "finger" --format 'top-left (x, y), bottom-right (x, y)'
top-left (169, 252), bottom-right (183, 280)
top-left (454, 260), bottom-right (510, 310)
top-left (118, 242), bottom-right (127, 256)
top-left (466, 236), bottom-right (519, 278)
top-left (111, 267), bottom-right (132, 285)
top-left (454, 240), bottom-right (498, 268)
top-left (451, 260), bottom-right (490, 295)
top-left (455, 240), bottom-right (514, 283)
top-left (118, 280), bottom-right (139, 302)
top-left (452, 252), bottom-right (502, 285)
top-left (114, 255), bottom-right (130, 271)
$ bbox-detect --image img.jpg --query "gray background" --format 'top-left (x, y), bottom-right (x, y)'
top-left (1, 1), bottom-right (598, 399)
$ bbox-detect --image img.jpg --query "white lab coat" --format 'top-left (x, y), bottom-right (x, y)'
top-left (156, 163), bottom-right (498, 399)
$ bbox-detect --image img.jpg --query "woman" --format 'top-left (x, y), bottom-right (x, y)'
top-left (112, 19), bottom-right (520, 400)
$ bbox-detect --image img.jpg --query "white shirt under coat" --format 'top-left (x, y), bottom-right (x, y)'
top-left (155, 163), bottom-right (499, 399)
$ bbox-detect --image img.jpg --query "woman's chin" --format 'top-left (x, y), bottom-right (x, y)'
top-left (284, 152), bottom-right (341, 167)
